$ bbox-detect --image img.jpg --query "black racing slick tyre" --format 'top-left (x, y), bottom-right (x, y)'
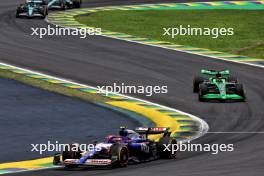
top-left (60, 0), bottom-right (66, 10)
top-left (157, 136), bottom-right (177, 159)
top-left (53, 153), bottom-right (61, 165)
top-left (193, 76), bottom-right (205, 93)
top-left (16, 8), bottom-right (21, 18)
top-left (41, 7), bottom-right (48, 19)
top-left (110, 144), bottom-right (129, 167)
top-left (236, 84), bottom-right (246, 101)
top-left (198, 84), bottom-right (207, 101)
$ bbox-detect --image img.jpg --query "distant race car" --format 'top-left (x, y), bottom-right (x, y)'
top-left (16, 0), bottom-right (48, 19)
top-left (48, 0), bottom-right (82, 10)
top-left (53, 127), bottom-right (177, 168)
top-left (193, 69), bottom-right (246, 102)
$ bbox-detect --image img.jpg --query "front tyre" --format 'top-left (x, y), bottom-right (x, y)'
top-left (53, 153), bottom-right (61, 165)
top-left (236, 84), bottom-right (246, 101)
top-left (193, 76), bottom-right (204, 93)
top-left (41, 7), bottom-right (48, 19)
top-left (110, 144), bottom-right (129, 167)
top-left (198, 84), bottom-right (207, 102)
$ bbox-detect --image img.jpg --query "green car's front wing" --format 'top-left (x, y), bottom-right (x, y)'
top-left (201, 93), bottom-right (245, 101)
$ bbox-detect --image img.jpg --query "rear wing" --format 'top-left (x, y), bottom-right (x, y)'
top-left (135, 127), bottom-right (170, 137)
top-left (201, 69), bottom-right (230, 77)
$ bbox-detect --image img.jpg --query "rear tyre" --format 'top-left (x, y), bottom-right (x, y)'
top-left (110, 144), bottom-right (129, 167)
top-left (157, 137), bottom-right (177, 159)
top-left (198, 84), bottom-right (207, 101)
top-left (193, 76), bottom-right (204, 93)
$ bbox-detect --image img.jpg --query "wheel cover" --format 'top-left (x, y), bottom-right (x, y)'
top-left (119, 148), bottom-right (129, 165)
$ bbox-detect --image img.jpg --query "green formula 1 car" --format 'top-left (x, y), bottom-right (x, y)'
top-left (16, 0), bottom-right (48, 19)
top-left (193, 69), bottom-right (246, 102)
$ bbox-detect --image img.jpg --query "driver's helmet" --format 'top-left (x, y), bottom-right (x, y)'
top-left (119, 128), bottom-right (142, 140)
top-left (119, 129), bottom-right (128, 137)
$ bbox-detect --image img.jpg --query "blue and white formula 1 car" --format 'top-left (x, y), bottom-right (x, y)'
top-left (53, 127), bottom-right (177, 168)
top-left (16, 0), bottom-right (48, 19)
top-left (48, 0), bottom-right (82, 10)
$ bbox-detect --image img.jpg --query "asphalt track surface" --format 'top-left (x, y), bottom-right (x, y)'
top-left (0, 0), bottom-right (263, 176)
top-left (0, 78), bottom-right (139, 163)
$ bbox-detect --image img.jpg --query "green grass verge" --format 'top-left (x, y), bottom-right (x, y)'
top-left (0, 69), bottom-right (110, 103)
top-left (76, 10), bottom-right (264, 59)
top-left (234, 42), bottom-right (264, 59)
